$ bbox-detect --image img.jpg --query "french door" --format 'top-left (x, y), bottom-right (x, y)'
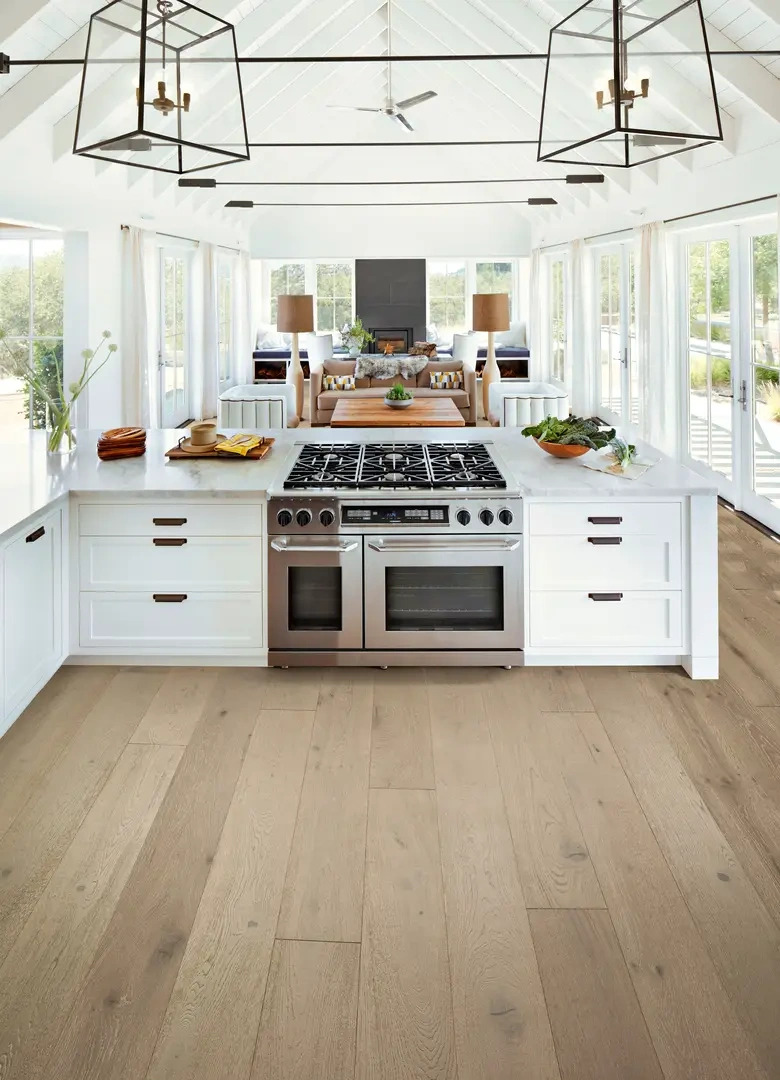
top-left (159, 250), bottom-right (190, 428)
top-left (681, 221), bottom-right (780, 533)
top-left (596, 246), bottom-right (637, 425)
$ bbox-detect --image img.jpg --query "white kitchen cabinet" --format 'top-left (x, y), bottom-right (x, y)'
top-left (2, 507), bottom-right (64, 731)
top-left (73, 498), bottom-right (265, 659)
top-left (529, 533), bottom-right (682, 591)
top-left (528, 591), bottom-right (683, 649)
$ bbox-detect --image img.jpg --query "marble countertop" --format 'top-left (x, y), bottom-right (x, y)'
top-left (0, 426), bottom-right (716, 543)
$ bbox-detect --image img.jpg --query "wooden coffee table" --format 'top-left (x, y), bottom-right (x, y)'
top-left (331, 396), bottom-right (465, 427)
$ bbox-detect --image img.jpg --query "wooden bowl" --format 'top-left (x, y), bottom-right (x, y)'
top-left (535, 439), bottom-right (590, 459)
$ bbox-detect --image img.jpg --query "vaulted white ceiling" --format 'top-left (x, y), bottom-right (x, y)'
top-left (1, 0), bottom-right (779, 235)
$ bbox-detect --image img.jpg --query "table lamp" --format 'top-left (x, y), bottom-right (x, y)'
top-left (277, 294), bottom-right (314, 420)
top-left (473, 293), bottom-right (510, 420)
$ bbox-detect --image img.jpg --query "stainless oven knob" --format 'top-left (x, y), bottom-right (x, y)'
top-left (296, 509), bottom-right (312, 527)
top-left (479, 508), bottom-right (495, 527)
top-left (498, 509), bottom-right (514, 526)
top-left (320, 509), bottom-right (335, 527)
top-left (276, 509), bottom-right (293, 528)
top-left (456, 509), bottom-right (471, 527)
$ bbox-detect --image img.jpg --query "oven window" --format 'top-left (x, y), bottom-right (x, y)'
top-left (385, 566), bottom-right (504, 632)
top-left (288, 567), bottom-right (342, 631)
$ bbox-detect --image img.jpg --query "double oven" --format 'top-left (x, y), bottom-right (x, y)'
top-left (268, 496), bottom-right (524, 665)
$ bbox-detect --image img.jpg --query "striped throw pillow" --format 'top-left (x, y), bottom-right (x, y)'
top-left (430, 370), bottom-right (463, 390)
top-left (322, 374), bottom-right (356, 391)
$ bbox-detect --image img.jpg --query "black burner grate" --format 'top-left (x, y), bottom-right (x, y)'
top-left (283, 442), bottom-right (506, 491)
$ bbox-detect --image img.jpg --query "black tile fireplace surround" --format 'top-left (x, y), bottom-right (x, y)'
top-left (368, 327), bottom-right (414, 354)
top-left (355, 259), bottom-right (427, 346)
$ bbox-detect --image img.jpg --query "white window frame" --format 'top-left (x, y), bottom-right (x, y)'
top-left (426, 257), bottom-right (524, 341)
top-left (549, 254), bottom-right (567, 385)
top-left (592, 241), bottom-right (636, 427)
top-left (0, 229), bottom-right (64, 430)
top-left (261, 259), bottom-right (356, 333)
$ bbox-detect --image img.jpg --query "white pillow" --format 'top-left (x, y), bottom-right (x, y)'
top-left (256, 325), bottom-right (286, 350)
top-left (496, 320), bottom-right (527, 347)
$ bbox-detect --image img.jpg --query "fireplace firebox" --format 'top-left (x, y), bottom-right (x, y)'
top-left (369, 328), bottom-right (413, 355)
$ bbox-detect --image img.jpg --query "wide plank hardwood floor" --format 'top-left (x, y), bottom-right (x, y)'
top-left (0, 506), bottom-right (779, 1080)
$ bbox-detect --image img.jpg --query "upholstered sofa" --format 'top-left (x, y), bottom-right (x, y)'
top-left (309, 357), bottom-right (478, 426)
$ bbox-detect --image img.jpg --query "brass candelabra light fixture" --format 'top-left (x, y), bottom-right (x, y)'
top-left (596, 75), bottom-right (649, 112)
top-left (135, 0), bottom-right (191, 117)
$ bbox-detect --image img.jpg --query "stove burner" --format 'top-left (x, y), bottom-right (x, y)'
top-left (283, 442), bottom-right (506, 491)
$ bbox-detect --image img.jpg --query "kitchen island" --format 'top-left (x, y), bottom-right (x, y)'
top-left (0, 426), bottom-right (718, 738)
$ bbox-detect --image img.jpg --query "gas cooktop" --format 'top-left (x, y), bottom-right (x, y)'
top-left (283, 442), bottom-right (507, 491)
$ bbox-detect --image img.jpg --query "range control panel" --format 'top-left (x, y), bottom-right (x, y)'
top-left (342, 505), bottom-right (449, 526)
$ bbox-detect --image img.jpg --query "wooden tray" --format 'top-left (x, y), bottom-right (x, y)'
top-left (166, 437), bottom-right (275, 461)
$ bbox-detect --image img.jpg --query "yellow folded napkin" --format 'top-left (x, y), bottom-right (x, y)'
top-left (215, 433), bottom-right (263, 457)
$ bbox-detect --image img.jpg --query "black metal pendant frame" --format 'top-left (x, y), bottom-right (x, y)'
top-left (73, 0), bottom-right (250, 174)
top-left (537, 0), bottom-right (723, 169)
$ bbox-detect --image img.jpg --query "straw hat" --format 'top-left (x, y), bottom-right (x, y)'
top-left (177, 422), bottom-right (223, 455)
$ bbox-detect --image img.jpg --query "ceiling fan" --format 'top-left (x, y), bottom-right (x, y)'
top-left (327, 1), bottom-right (437, 132)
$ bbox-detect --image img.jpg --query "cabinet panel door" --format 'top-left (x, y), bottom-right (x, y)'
top-left (528, 591), bottom-right (683, 649)
top-left (79, 536), bottom-right (261, 592)
top-left (529, 534), bottom-right (682, 591)
top-left (79, 592), bottom-right (263, 650)
top-left (3, 510), bottom-right (62, 717)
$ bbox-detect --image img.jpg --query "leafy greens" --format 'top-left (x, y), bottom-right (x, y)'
top-left (522, 415), bottom-right (616, 450)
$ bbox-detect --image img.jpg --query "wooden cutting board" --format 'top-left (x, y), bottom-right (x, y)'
top-left (166, 437), bottom-right (275, 461)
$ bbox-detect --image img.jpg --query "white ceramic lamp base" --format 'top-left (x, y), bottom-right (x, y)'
top-left (287, 332), bottom-right (304, 420)
top-left (481, 330), bottom-right (501, 420)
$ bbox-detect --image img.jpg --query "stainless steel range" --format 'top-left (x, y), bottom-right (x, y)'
top-left (268, 442), bottom-right (523, 667)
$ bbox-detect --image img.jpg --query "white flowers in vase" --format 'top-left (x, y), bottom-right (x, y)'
top-left (0, 328), bottom-right (118, 454)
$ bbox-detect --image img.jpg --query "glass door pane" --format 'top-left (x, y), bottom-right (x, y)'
top-left (288, 566), bottom-right (342, 631)
top-left (550, 259), bottom-right (565, 383)
top-left (160, 254), bottom-right (188, 428)
top-left (599, 253), bottom-right (622, 416)
top-left (686, 238), bottom-right (733, 487)
top-left (750, 233), bottom-right (780, 514)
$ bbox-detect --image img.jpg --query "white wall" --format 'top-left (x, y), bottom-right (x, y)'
top-left (250, 205), bottom-right (532, 259)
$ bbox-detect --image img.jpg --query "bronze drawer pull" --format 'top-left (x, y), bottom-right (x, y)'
top-left (589, 593), bottom-right (623, 602)
top-left (153, 517), bottom-right (187, 526)
top-left (588, 516), bottom-right (623, 525)
top-left (153, 593), bottom-right (188, 603)
top-left (26, 526), bottom-right (45, 543)
top-left (587, 536), bottom-right (622, 545)
top-left (153, 538), bottom-right (188, 547)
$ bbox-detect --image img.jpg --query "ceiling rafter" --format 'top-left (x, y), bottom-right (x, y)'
top-left (0, 1), bottom-right (50, 43)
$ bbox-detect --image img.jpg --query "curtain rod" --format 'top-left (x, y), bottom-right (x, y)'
top-left (537, 193), bottom-right (778, 253)
top-left (120, 224), bottom-right (243, 254)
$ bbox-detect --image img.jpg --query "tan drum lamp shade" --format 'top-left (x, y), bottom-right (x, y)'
top-left (473, 293), bottom-right (510, 420)
top-left (277, 295), bottom-right (314, 420)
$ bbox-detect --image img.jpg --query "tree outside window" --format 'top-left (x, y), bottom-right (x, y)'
top-left (0, 237), bottom-right (64, 429)
top-left (476, 261), bottom-right (513, 317)
top-left (316, 262), bottom-right (353, 334)
top-left (550, 259), bottom-right (565, 383)
top-left (270, 263), bottom-right (305, 326)
top-left (428, 261), bottom-right (466, 343)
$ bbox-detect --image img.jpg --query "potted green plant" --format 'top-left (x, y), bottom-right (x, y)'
top-left (341, 317), bottom-right (374, 356)
top-left (0, 328), bottom-right (118, 455)
top-left (384, 381), bottom-right (414, 409)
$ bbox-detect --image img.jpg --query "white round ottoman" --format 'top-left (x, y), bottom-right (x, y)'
top-left (218, 384), bottom-right (299, 429)
top-left (488, 382), bottom-right (569, 427)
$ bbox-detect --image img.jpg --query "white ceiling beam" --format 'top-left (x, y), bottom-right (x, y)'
top-left (0, 1), bottom-right (50, 42)
top-left (0, 25), bottom-right (89, 143)
top-left (699, 22), bottom-right (780, 127)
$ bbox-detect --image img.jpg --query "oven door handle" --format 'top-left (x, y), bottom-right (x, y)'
top-left (270, 538), bottom-right (360, 554)
top-left (367, 537), bottom-right (522, 553)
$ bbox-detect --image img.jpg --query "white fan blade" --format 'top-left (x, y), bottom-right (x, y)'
top-left (394, 90), bottom-right (437, 111)
top-left (327, 105), bottom-right (384, 113)
top-left (393, 113), bottom-right (414, 132)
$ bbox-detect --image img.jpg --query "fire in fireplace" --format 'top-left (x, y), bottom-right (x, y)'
top-left (369, 328), bottom-right (413, 355)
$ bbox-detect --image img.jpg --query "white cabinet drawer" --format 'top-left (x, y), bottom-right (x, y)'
top-left (529, 501), bottom-right (681, 537)
top-left (529, 534), bottom-right (681, 590)
top-left (79, 593), bottom-right (263, 650)
top-left (79, 536), bottom-right (261, 592)
top-left (79, 502), bottom-right (263, 537)
top-left (528, 591), bottom-right (683, 649)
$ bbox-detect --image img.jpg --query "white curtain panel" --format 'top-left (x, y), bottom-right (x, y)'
top-left (636, 222), bottom-right (678, 456)
top-left (197, 242), bottom-right (220, 421)
top-left (569, 238), bottom-right (596, 416)
top-left (120, 226), bottom-right (154, 427)
top-left (528, 248), bottom-right (549, 382)
top-left (234, 250), bottom-right (253, 387)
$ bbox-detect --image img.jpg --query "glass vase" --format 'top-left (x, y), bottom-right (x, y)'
top-left (47, 407), bottom-right (76, 456)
